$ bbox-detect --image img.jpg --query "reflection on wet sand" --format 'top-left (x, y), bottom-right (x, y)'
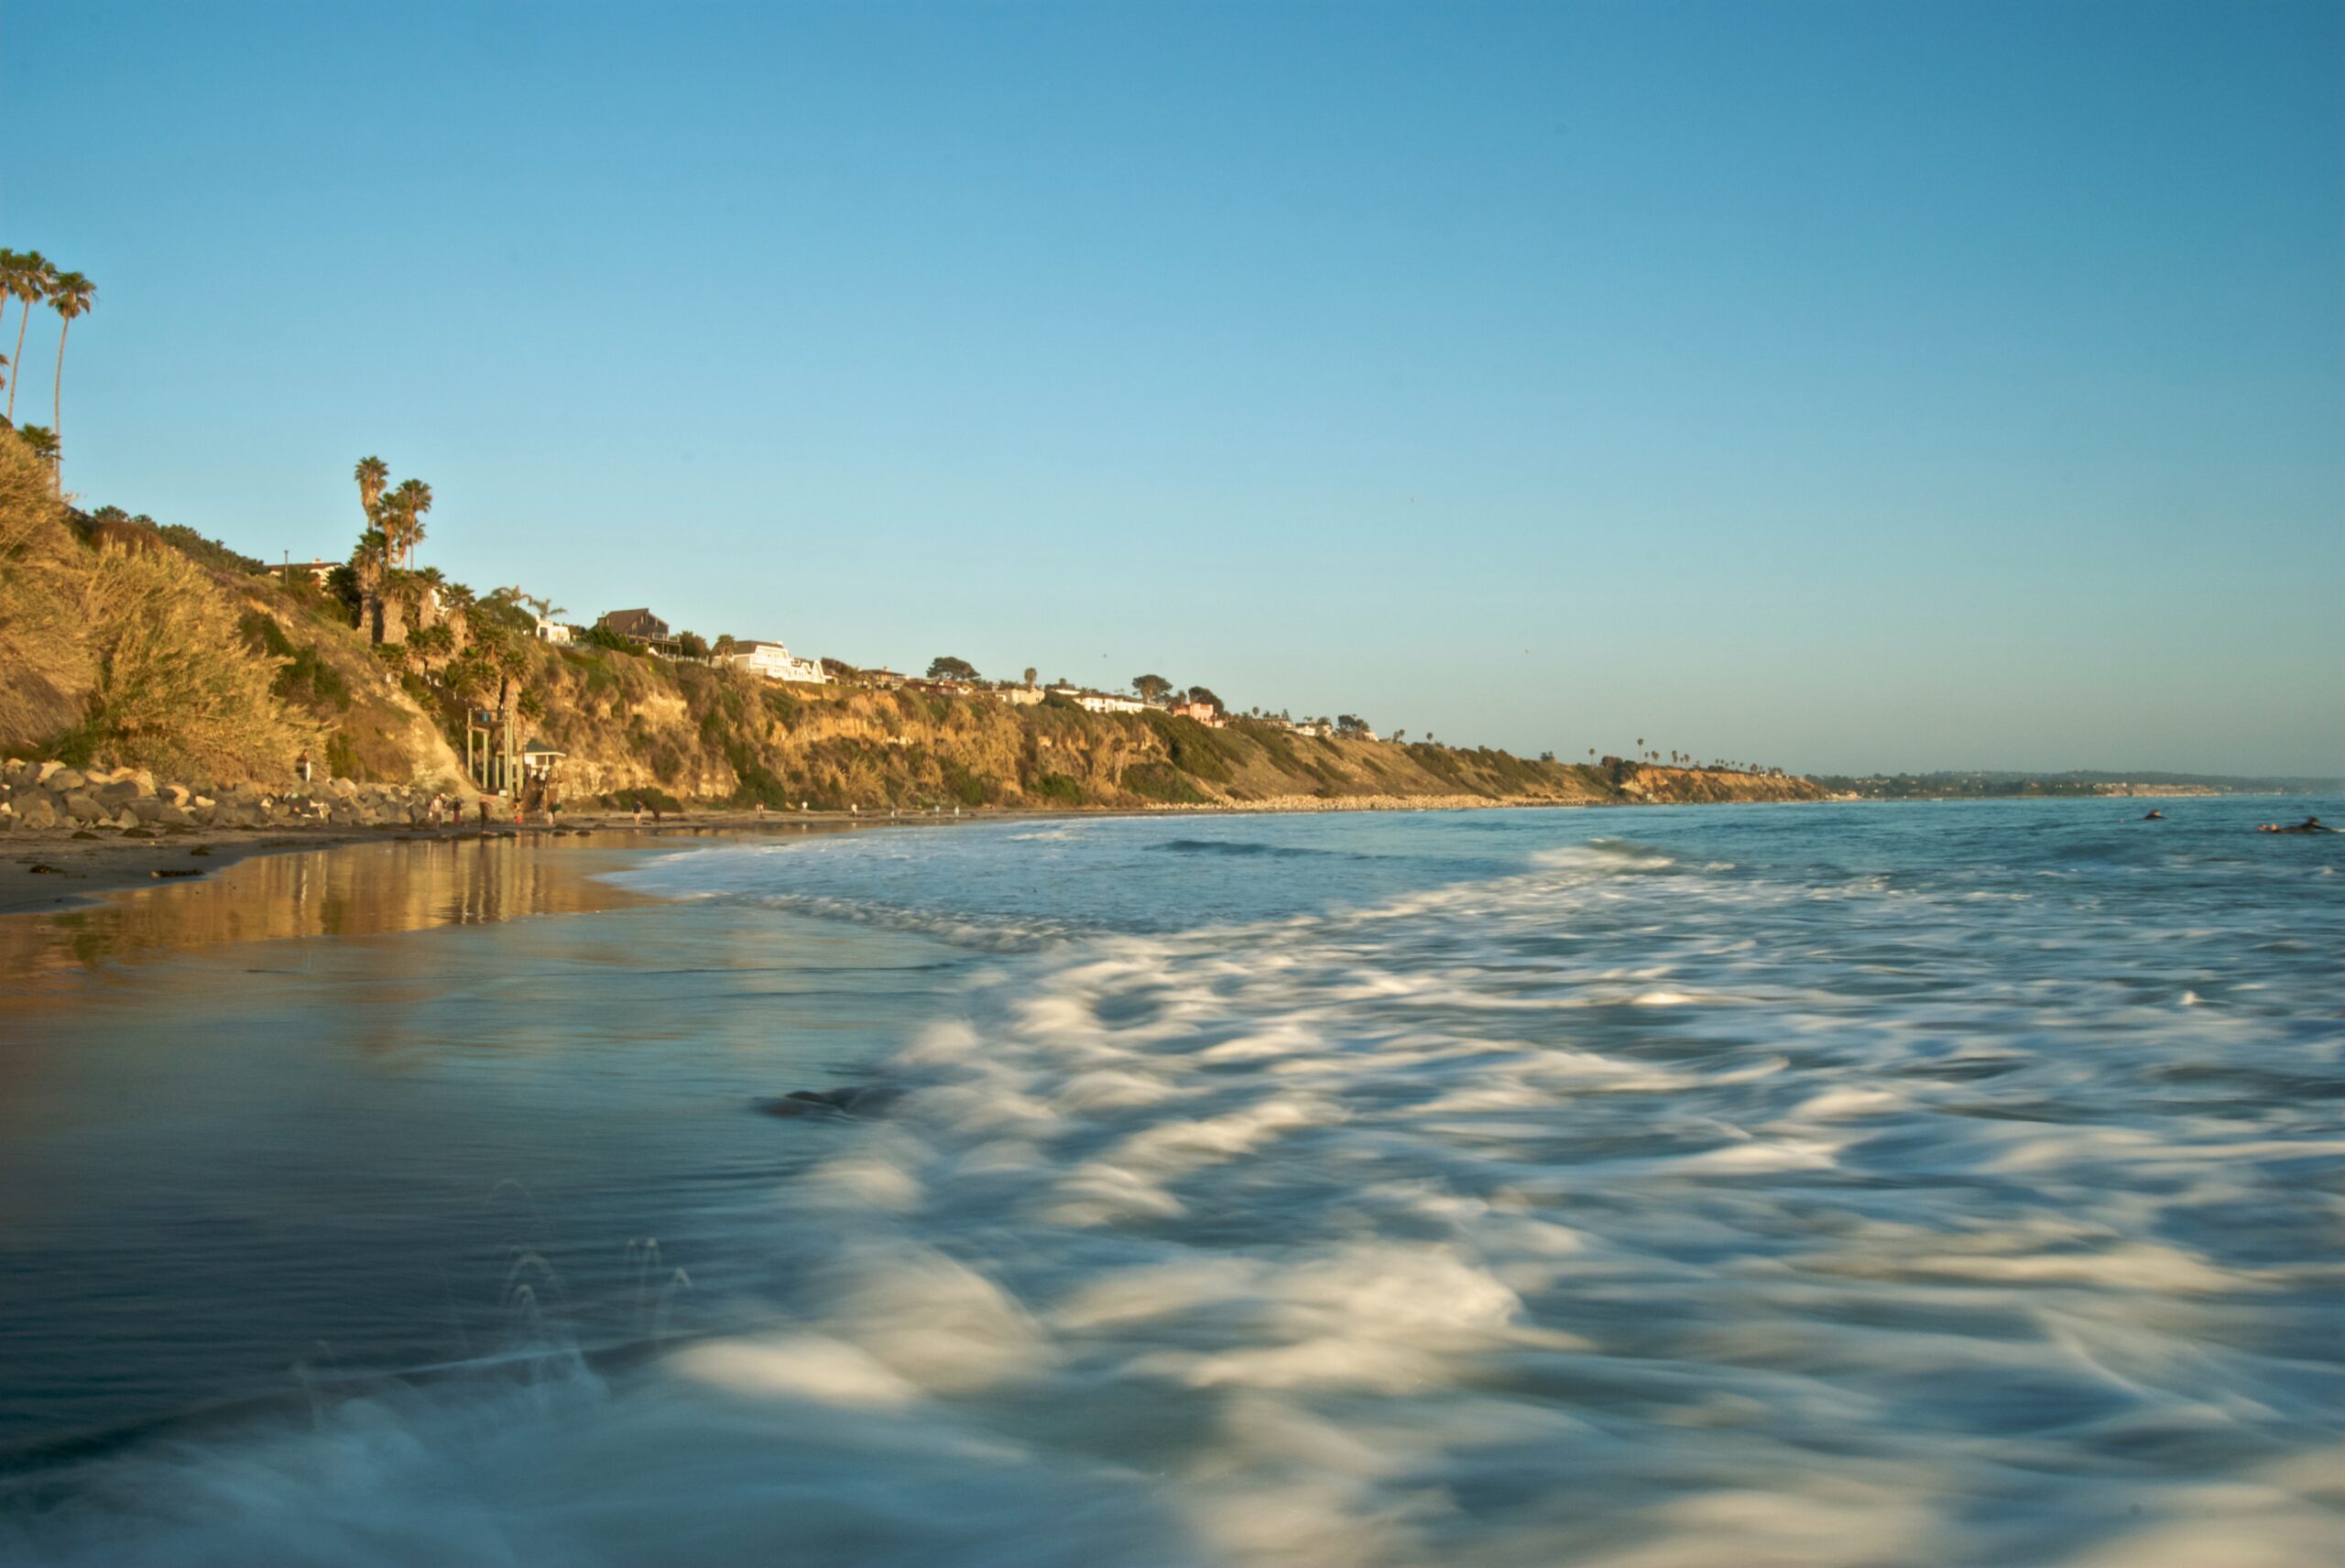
top-left (0, 834), bottom-right (659, 985)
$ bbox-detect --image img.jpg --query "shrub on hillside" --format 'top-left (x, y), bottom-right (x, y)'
top-left (63, 540), bottom-right (318, 779)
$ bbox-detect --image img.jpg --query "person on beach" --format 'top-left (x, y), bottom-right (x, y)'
top-left (632, 798), bottom-right (644, 828)
top-left (477, 797), bottom-right (490, 829)
top-left (296, 749), bottom-right (312, 786)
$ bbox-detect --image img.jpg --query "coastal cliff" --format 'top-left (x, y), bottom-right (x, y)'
top-left (514, 658), bottom-right (1826, 811)
top-left (0, 430), bottom-right (1823, 814)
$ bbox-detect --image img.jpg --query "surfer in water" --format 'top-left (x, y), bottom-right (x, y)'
top-left (2142, 810), bottom-right (2165, 820)
top-left (2256, 816), bottom-right (2331, 834)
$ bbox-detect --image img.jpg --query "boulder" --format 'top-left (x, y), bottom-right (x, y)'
top-left (48, 768), bottom-right (87, 792)
top-left (155, 805), bottom-right (194, 827)
top-left (162, 783), bottom-right (191, 808)
top-left (36, 760), bottom-right (67, 785)
top-left (17, 794), bottom-right (59, 830)
top-left (94, 779), bottom-right (142, 808)
top-left (128, 797), bottom-right (168, 823)
top-left (60, 792), bottom-right (106, 822)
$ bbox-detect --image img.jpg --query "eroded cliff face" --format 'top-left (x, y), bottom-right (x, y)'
top-left (509, 652), bottom-right (1827, 812)
top-left (1609, 764), bottom-right (1827, 804)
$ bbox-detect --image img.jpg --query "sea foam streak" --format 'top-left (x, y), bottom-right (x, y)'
top-left (6, 811), bottom-right (2340, 1566)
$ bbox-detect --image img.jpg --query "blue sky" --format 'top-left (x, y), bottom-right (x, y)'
top-left (6, 0), bottom-right (2339, 774)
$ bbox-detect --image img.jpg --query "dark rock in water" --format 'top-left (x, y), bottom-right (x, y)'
top-left (150, 867), bottom-right (203, 878)
top-left (27, 863), bottom-right (66, 875)
top-left (753, 1085), bottom-right (903, 1119)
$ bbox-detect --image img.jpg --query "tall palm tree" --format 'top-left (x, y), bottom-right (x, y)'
top-left (0, 249), bottom-right (18, 412)
top-left (387, 476), bottom-right (431, 567)
top-left (4, 251), bottom-right (52, 424)
top-left (354, 455), bottom-right (388, 522)
top-left (46, 270), bottom-right (94, 475)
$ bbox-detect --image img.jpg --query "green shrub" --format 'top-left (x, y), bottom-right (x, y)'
top-left (237, 610), bottom-right (295, 658)
top-left (580, 623), bottom-right (636, 653)
top-left (1121, 762), bottom-right (1207, 803)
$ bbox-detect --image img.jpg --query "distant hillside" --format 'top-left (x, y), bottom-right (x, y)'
top-left (1815, 769), bottom-right (2339, 800)
top-left (0, 428), bottom-right (1826, 812)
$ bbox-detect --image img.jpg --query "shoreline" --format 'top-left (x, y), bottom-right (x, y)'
top-left (13, 783), bottom-right (2282, 924)
top-left (0, 792), bottom-right (1718, 918)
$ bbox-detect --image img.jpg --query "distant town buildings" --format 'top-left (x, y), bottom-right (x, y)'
top-left (1053, 687), bottom-right (1144, 714)
top-left (1168, 698), bottom-right (1226, 728)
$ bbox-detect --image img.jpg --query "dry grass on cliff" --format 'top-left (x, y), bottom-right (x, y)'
top-left (0, 429), bottom-right (91, 750)
top-left (0, 426), bottom-right (317, 781)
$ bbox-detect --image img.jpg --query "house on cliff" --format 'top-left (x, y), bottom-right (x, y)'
top-left (596, 608), bottom-right (677, 655)
top-left (725, 638), bottom-right (827, 684)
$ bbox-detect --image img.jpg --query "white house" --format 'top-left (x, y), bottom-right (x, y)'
top-left (1074, 692), bottom-right (1145, 714)
top-left (992, 686), bottom-right (1046, 706)
top-left (727, 638), bottom-right (828, 684)
top-left (535, 616), bottom-right (574, 645)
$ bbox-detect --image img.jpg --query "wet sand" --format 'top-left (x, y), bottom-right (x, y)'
top-left (0, 811), bottom-right (927, 922)
top-left (0, 814), bottom-right (954, 983)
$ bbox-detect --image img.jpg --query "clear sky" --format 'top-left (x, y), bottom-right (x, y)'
top-left (5, 0), bottom-right (2339, 775)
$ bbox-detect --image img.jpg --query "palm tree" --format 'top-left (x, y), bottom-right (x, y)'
top-left (387, 477), bottom-right (431, 567)
top-left (2, 250), bottom-right (51, 424)
top-left (0, 249), bottom-right (18, 411)
top-left (46, 270), bottom-right (94, 476)
top-left (354, 456), bottom-right (388, 521)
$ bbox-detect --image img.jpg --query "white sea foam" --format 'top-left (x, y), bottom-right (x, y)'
top-left (11, 808), bottom-right (2342, 1566)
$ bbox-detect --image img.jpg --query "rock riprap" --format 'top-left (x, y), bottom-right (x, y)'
top-left (0, 757), bottom-right (456, 833)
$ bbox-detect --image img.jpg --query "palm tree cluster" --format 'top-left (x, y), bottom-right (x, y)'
top-left (1603, 741), bottom-right (1782, 776)
top-left (353, 454), bottom-right (432, 570)
top-left (0, 249), bottom-right (97, 481)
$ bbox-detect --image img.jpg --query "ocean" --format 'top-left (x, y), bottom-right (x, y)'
top-left (1, 800), bottom-right (2340, 1565)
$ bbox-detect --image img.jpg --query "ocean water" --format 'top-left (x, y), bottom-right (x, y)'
top-left (1, 800), bottom-right (2340, 1565)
